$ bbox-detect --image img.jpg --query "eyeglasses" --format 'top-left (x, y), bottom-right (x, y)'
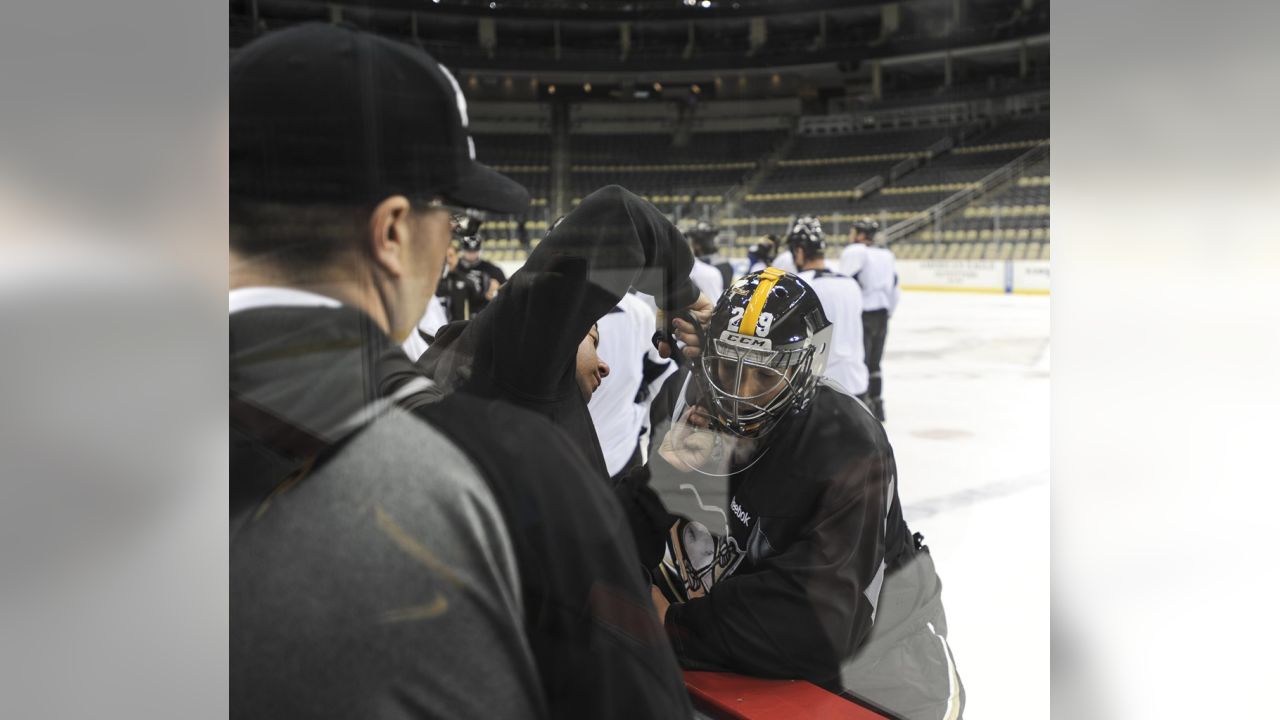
top-left (427, 198), bottom-right (483, 238)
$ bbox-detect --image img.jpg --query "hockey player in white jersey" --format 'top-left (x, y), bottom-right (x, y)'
top-left (790, 217), bottom-right (869, 398)
top-left (770, 216), bottom-right (812, 274)
top-left (846, 219), bottom-right (899, 421)
top-left (838, 222), bottom-right (870, 277)
top-left (588, 291), bottom-right (676, 477)
top-left (688, 247), bottom-right (725, 301)
top-left (746, 234), bottom-right (779, 274)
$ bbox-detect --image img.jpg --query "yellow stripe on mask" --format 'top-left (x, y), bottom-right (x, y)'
top-left (740, 267), bottom-right (785, 336)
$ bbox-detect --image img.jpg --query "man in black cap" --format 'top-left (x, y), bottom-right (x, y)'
top-left (231, 23), bottom-right (691, 720)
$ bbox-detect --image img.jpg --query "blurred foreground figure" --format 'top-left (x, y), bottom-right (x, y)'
top-left (230, 24), bottom-right (690, 719)
top-left (650, 270), bottom-right (964, 719)
top-left (417, 184), bottom-right (712, 585)
top-left (421, 185), bottom-right (711, 482)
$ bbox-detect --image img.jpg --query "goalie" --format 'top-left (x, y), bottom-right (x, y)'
top-left (650, 268), bottom-right (965, 719)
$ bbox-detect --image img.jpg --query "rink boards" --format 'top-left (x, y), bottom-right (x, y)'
top-left (897, 259), bottom-right (1050, 295)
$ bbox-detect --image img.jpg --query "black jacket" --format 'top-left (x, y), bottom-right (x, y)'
top-left (437, 267), bottom-right (488, 322)
top-left (459, 257), bottom-right (507, 314)
top-left (421, 185), bottom-right (700, 480)
top-left (659, 382), bottom-right (914, 692)
top-left (232, 304), bottom-right (692, 719)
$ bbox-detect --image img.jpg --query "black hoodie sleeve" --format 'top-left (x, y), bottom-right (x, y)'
top-left (487, 184), bottom-right (699, 401)
top-left (520, 185), bottom-right (699, 309)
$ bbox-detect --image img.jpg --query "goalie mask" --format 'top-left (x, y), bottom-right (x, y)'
top-left (697, 268), bottom-right (833, 439)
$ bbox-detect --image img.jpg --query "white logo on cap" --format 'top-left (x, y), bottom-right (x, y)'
top-left (436, 65), bottom-right (477, 161)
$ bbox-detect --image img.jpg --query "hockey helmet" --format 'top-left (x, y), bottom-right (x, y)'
top-left (748, 234), bottom-right (778, 265)
top-left (785, 215), bottom-right (825, 255)
top-left (852, 217), bottom-right (880, 240)
top-left (697, 268), bottom-right (833, 438)
top-left (688, 220), bottom-right (719, 256)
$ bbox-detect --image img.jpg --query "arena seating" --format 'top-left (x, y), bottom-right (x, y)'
top-left (890, 117), bottom-right (1049, 260)
top-left (476, 112), bottom-right (1047, 266)
top-left (567, 129), bottom-right (785, 215)
top-left (473, 131), bottom-right (553, 216)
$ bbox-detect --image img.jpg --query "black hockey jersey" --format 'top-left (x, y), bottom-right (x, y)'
top-left (659, 382), bottom-right (915, 691)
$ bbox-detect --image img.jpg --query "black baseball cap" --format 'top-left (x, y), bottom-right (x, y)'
top-left (231, 22), bottom-right (529, 214)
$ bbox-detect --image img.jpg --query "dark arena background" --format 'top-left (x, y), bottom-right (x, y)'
top-left (230, 1), bottom-right (1049, 717)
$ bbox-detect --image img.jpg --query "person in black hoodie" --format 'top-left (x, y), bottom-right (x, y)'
top-left (412, 186), bottom-right (713, 572)
top-left (649, 269), bottom-right (965, 719)
top-left (231, 23), bottom-right (691, 720)
top-left (420, 184), bottom-right (713, 481)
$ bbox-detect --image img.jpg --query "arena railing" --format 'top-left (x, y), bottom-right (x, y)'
top-left (882, 141), bottom-right (1049, 246)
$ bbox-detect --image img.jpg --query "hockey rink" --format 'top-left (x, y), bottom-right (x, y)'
top-left (653, 290), bottom-right (1050, 719)
top-left (884, 291), bottom-right (1049, 719)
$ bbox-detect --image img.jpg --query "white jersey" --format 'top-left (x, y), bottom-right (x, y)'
top-left (857, 246), bottom-right (900, 314)
top-left (770, 251), bottom-right (833, 275)
top-left (589, 293), bottom-right (671, 477)
top-left (401, 295), bottom-right (450, 361)
top-left (798, 268), bottom-right (868, 396)
top-left (838, 243), bottom-right (869, 277)
top-left (690, 259), bottom-right (724, 301)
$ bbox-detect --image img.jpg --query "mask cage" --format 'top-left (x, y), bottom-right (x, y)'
top-left (699, 338), bottom-right (817, 438)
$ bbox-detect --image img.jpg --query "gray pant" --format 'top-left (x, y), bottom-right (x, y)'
top-left (840, 551), bottom-right (965, 720)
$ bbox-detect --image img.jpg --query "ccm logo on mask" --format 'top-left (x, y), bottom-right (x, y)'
top-left (720, 331), bottom-right (772, 350)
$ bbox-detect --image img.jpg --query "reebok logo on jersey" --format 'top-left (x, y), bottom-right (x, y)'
top-left (730, 497), bottom-right (751, 526)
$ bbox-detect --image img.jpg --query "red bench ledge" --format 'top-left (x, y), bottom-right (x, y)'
top-left (683, 670), bottom-right (894, 720)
